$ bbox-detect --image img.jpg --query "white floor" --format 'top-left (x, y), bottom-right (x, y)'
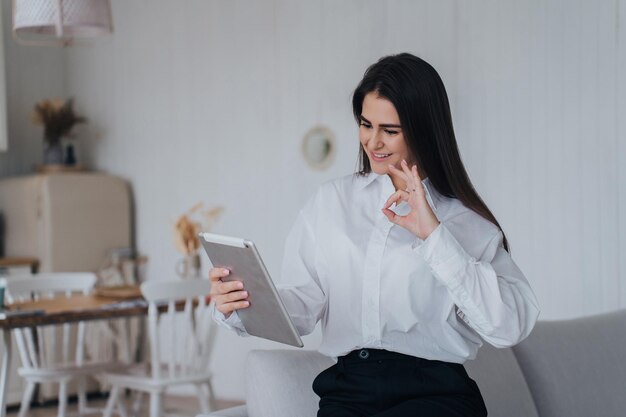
top-left (6, 394), bottom-right (244, 417)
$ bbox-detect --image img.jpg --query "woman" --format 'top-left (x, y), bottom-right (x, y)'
top-left (210, 53), bottom-right (540, 417)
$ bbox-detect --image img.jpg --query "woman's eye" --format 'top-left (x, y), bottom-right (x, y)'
top-left (359, 122), bottom-right (372, 129)
top-left (385, 130), bottom-right (399, 136)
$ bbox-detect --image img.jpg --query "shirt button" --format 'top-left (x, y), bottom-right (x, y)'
top-left (358, 349), bottom-right (370, 359)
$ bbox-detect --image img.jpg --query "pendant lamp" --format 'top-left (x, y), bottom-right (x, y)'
top-left (12, 0), bottom-right (113, 46)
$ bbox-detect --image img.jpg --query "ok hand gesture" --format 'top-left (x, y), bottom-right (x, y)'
top-left (381, 160), bottom-right (440, 240)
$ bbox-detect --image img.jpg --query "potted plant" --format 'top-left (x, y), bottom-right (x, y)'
top-left (31, 98), bottom-right (86, 165)
top-left (173, 203), bottom-right (224, 279)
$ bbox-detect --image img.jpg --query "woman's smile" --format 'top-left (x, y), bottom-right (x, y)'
top-left (370, 151), bottom-right (393, 162)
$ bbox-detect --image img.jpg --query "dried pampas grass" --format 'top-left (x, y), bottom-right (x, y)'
top-left (173, 203), bottom-right (224, 255)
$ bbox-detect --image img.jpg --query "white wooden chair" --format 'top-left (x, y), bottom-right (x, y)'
top-left (101, 279), bottom-right (217, 417)
top-left (5, 272), bottom-right (126, 417)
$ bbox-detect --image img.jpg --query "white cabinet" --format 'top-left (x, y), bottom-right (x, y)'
top-left (0, 173), bottom-right (132, 272)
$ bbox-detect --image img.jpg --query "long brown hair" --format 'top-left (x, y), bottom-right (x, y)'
top-left (352, 53), bottom-right (510, 252)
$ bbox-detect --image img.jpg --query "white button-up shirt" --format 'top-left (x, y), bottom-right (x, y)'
top-left (214, 172), bottom-right (540, 363)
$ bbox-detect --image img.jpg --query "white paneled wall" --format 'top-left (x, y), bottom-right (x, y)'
top-left (609, 0), bottom-right (626, 307)
top-left (0, 1), bottom-right (65, 176)
top-left (3, 0), bottom-right (624, 401)
top-left (454, 0), bottom-right (625, 318)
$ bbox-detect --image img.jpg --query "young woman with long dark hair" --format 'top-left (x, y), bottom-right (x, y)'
top-left (210, 53), bottom-right (540, 416)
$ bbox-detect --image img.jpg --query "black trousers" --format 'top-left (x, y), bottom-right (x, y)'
top-left (312, 349), bottom-right (488, 417)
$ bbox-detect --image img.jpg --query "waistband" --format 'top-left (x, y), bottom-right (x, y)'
top-left (338, 349), bottom-right (433, 366)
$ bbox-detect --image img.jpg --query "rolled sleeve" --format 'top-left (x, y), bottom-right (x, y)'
top-left (413, 223), bottom-right (540, 348)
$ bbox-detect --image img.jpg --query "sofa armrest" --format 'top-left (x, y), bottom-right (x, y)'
top-left (512, 309), bottom-right (626, 417)
top-left (201, 405), bottom-right (247, 417)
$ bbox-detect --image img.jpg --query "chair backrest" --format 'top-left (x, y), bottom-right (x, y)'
top-left (5, 272), bottom-right (97, 371)
top-left (140, 279), bottom-right (216, 380)
top-left (6, 273), bottom-right (96, 299)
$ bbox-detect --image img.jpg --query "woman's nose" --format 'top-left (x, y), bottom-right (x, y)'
top-left (368, 129), bottom-right (384, 147)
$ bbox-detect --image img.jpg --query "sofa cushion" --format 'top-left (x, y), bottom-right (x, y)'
top-left (513, 309), bottom-right (626, 417)
top-left (464, 342), bottom-right (539, 417)
top-left (245, 350), bottom-right (334, 417)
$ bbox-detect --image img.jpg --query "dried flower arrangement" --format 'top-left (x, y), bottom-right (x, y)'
top-left (31, 98), bottom-right (86, 145)
top-left (173, 203), bottom-right (224, 255)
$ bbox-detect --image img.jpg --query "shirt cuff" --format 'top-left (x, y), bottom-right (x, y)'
top-left (411, 223), bottom-right (476, 287)
top-left (212, 304), bottom-right (249, 336)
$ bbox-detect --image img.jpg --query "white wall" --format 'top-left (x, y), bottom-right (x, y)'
top-left (0, 4), bottom-right (8, 152)
top-left (0, 0), bottom-right (65, 176)
top-left (452, 0), bottom-right (626, 318)
top-left (609, 0), bottom-right (626, 318)
top-left (3, 0), bottom-right (625, 401)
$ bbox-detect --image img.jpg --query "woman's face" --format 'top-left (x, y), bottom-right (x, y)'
top-left (359, 92), bottom-right (413, 176)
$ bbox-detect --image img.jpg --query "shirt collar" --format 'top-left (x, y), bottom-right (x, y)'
top-left (355, 172), bottom-right (442, 212)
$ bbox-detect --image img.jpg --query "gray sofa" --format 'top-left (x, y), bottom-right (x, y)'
top-left (203, 309), bottom-right (626, 417)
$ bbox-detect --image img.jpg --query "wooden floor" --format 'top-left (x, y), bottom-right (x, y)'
top-left (6, 394), bottom-right (244, 417)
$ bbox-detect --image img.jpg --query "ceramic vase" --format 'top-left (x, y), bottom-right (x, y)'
top-left (43, 141), bottom-right (64, 165)
top-left (176, 253), bottom-right (201, 279)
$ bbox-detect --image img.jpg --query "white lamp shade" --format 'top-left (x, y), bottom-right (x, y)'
top-left (13, 0), bottom-right (113, 43)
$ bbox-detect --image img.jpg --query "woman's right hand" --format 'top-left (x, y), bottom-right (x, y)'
top-left (209, 267), bottom-right (250, 319)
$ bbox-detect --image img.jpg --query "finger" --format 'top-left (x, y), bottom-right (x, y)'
top-left (225, 290), bottom-right (248, 303)
top-left (388, 164), bottom-right (409, 183)
top-left (209, 267), bottom-right (230, 280)
top-left (381, 207), bottom-right (397, 223)
top-left (382, 191), bottom-right (401, 209)
top-left (210, 280), bottom-right (242, 297)
top-left (217, 300), bottom-right (250, 314)
top-left (411, 165), bottom-right (425, 197)
top-left (400, 159), bottom-right (412, 175)
top-left (411, 164), bottom-right (422, 182)
top-left (381, 207), bottom-right (409, 229)
top-left (382, 190), bottom-right (407, 210)
top-left (400, 160), bottom-right (415, 188)
top-left (218, 280), bottom-right (244, 294)
top-left (209, 268), bottom-right (230, 282)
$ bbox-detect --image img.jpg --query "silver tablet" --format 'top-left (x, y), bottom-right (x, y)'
top-left (199, 232), bottom-right (304, 348)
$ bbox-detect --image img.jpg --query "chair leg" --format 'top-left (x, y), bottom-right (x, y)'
top-left (195, 384), bottom-right (210, 413)
top-left (149, 392), bottom-right (162, 417)
top-left (131, 391), bottom-right (143, 417)
top-left (116, 391), bottom-right (129, 417)
top-left (206, 381), bottom-right (217, 411)
top-left (17, 382), bottom-right (36, 417)
top-left (77, 377), bottom-right (88, 416)
top-left (103, 385), bottom-right (120, 417)
top-left (57, 380), bottom-right (69, 417)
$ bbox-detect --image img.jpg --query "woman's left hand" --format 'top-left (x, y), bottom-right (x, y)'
top-left (382, 160), bottom-right (440, 240)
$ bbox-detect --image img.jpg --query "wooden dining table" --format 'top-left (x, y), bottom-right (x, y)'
top-left (0, 291), bottom-right (180, 417)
